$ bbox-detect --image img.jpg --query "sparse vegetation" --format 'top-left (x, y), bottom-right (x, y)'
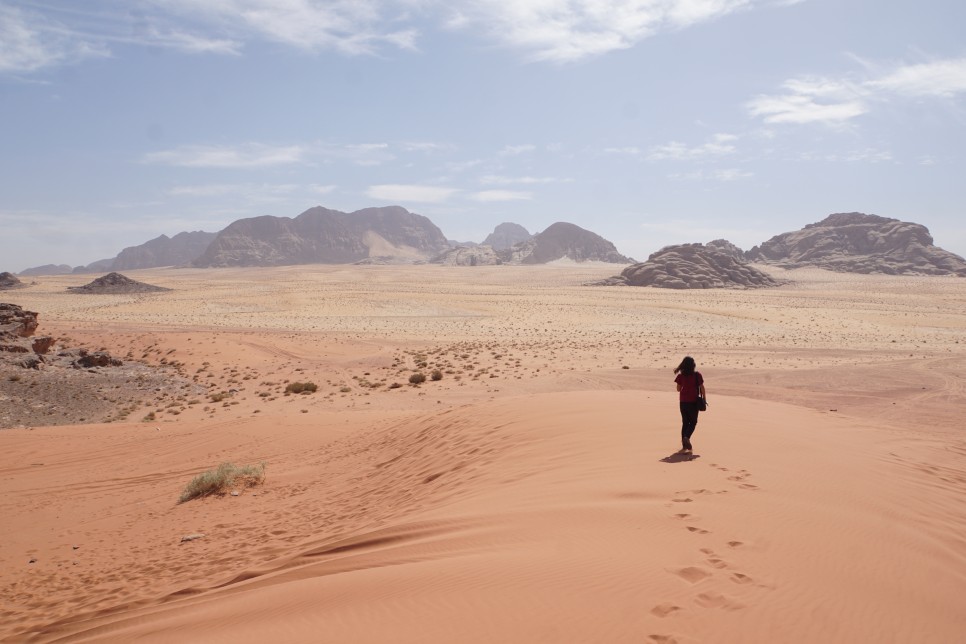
top-left (430, 369), bottom-right (443, 381)
top-left (178, 462), bottom-right (266, 503)
top-left (409, 372), bottom-right (427, 385)
top-left (285, 381), bottom-right (318, 395)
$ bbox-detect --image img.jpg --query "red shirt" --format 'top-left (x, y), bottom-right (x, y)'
top-left (675, 371), bottom-right (704, 403)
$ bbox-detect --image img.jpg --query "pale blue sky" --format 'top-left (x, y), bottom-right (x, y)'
top-left (2, 0), bottom-right (965, 272)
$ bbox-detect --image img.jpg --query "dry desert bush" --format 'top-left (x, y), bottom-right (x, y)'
top-left (178, 462), bottom-right (266, 503)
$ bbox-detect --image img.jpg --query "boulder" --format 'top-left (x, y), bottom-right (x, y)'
top-left (0, 272), bottom-right (25, 290)
top-left (0, 303), bottom-right (39, 337)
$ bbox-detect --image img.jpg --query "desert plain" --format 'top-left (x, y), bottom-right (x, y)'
top-left (2, 264), bottom-right (965, 643)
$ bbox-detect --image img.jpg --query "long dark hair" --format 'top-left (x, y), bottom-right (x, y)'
top-left (674, 356), bottom-right (696, 375)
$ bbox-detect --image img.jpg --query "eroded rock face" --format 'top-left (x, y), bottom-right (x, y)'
top-left (500, 222), bottom-right (633, 265)
top-left (431, 246), bottom-right (503, 266)
top-left (112, 231), bottom-right (217, 270)
top-left (67, 272), bottom-right (170, 294)
top-left (0, 303), bottom-right (39, 338)
top-left (0, 272), bottom-right (25, 290)
top-left (618, 243), bottom-right (783, 289)
top-left (746, 213), bottom-right (966, 276)
top-left (194, 205), bottom-right (450, 267)
top-left (482, 223), bottom-right (532, 251)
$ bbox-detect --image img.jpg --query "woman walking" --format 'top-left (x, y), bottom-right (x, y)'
top-left (673, 356), bottom-right (705, 453)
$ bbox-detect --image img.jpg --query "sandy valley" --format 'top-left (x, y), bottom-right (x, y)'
top-left (2, 264), bottom-right (965, 642)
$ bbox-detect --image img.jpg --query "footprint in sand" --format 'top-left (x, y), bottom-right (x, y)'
top-left (727, 540), bottom-right (744, 548)
top-left (672, 566), bottom-right (712, 584)
top-left (706, 556), bottom-right (728, 569)
top-left (650, 603), bottom-right (682, 618)
top-left (686, 526), bottom-right (710, 535)
top-left (673, 513), bottom-right (691, 520)
top-left (738, 483), bottom-right (759, 490)
top-left (695, 591), bottom-right (745, 611)
top-left (671, 497), bottom-right (693, 503)
top-left (730, 572), bottom-right (753, 584)
top-left (648, 635), bottom-right (680, 643)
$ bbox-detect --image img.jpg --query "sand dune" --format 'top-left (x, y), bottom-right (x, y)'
top-left (2, 265), bottom-right (965, 642)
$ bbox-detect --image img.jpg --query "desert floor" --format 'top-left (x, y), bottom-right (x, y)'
top-left (2, 265), bottom-right (965, 643)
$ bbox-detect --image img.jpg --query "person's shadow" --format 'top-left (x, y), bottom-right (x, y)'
top-left (660, 452), bottom-right (701, 463)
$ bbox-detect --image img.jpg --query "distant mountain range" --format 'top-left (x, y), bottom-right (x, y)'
top-left (11, 208), bottom-right (966, 279)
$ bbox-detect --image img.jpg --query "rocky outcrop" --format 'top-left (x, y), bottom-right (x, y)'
top-left (19, 264), bottom-right (72, 276)
top-left (482, 223), bottom-right (532, 251)
top-left (0, 303), bottom-right (39, 338)
top-left (68, 272), bottom-right (170, 294)
top-left (499, 222), bottom-right (632, 265)
top-left (0, 272), bottom-right (25, 290)
top-left (706, 239), bottom-right (746, 262)
top-left (613, 243), bottom-right (783, 289)
top-left (746, 213), bottom-right (966, 276)
top-left (431, 246), bottom-right (503, 266)
top-left (112, 231), bottom-right (218, 270)
top-left (194, 206), bottom-right (450, 267)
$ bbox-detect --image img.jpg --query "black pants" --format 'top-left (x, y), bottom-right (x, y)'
top-left (680, 402), bottom-right (699, 449)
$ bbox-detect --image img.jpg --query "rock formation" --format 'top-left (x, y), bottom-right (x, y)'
top-left (706, 239), bottom-right (746, 262)
top-left (67, 272), bottom-right (170, 294)
top-left (72, 258), bottom-right (114, 274)
top-left (19, 264), bottom-right (73, 276)
top-left (746, 213), bottom-right (966, 276)
top-left (0, 272), bottom-right (25, 290)
top-left (112, 231), bottom-right (218, 270)
top-left (482, 223), bottom-right (532, 251)
top-left (499, 222), bottom-right (632, 265)
top-left (194, 206), bottom-right (450, 267)
top-left (607, 243), bottom-right (783, 289)
top-left (0, 303), bottom-right (39, 338)
top-left (431, 246), bottom-right (503, 266)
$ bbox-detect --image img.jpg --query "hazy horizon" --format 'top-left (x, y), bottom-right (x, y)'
top-left (2, 0), bottom-right (965, 272)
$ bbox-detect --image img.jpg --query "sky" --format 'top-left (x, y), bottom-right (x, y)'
top-left (2, 0), bottom-right (965, 272)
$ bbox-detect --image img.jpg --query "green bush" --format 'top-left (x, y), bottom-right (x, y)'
top-left (178, 462), bottom-right (266, 503)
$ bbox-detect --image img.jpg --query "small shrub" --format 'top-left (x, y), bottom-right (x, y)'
top-left (8, 374), bottom-right (21, 382)
top-left (210, 392), bottom-right (228, 402)
top-left (388, 382), bottom-right (402, 389)
top-left (178, 462), bottom-right (266, 503)
top-left (409, 372), bottom-right (427, 385)
top-left (430, 369), bottom-right (443, 381)
top-left (285, 382), bottom-right (318, 395)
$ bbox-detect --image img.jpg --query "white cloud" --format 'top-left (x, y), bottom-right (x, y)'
top-left (747, 56), bottom-right (966, 126)
top-left (603, 146), bottom-right (642, 155)
top-left (647, 133), bottom-right (738, 160)
top-left (0, 5), bottom-right (108, 74)
top-left (471, 190), bottom-right (532, 202)
top-left (479, 174), bottom-right (564, 185)
top-left (367, 184), bottom-right (458, 203)
top-left (500, 143), bottom-right (537, 155)
top-left (712, 168), bottom-right (754, 180)
top-left (444, 0), bottom-right (769, 63)
top-left (746, 76), bottom-right (867, 125)
top-left (143, 143), bottom-right (305, 167)
top-left (866, 58), bottom-right (966, 98)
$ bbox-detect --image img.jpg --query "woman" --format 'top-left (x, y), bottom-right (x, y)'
top-left (673, 356), bottom-right (705, 453)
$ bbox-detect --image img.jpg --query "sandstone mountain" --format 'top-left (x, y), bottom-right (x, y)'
top-left (601, 243), bottom-right (783, 289)
top-left (482, 222), bottom-right (532, 251)
top-left (19, 264), bottom-right (73, 276)
top-left (0, 272), bottom-right (25, 290)
top-left (111, 231), bottom-right (217, 270)
top-left (194, 206), bottom-right (449, 267)
top-left (72, 258), bottom-right (115, 274)
top-left (746, 213), bottom-right (966, 276)
top-left (499, 222), bottom-right (632, 265)
top-left (68, 272), bottom-right (170, 294)
top-left (431, 246), bottom-right (503, 266)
